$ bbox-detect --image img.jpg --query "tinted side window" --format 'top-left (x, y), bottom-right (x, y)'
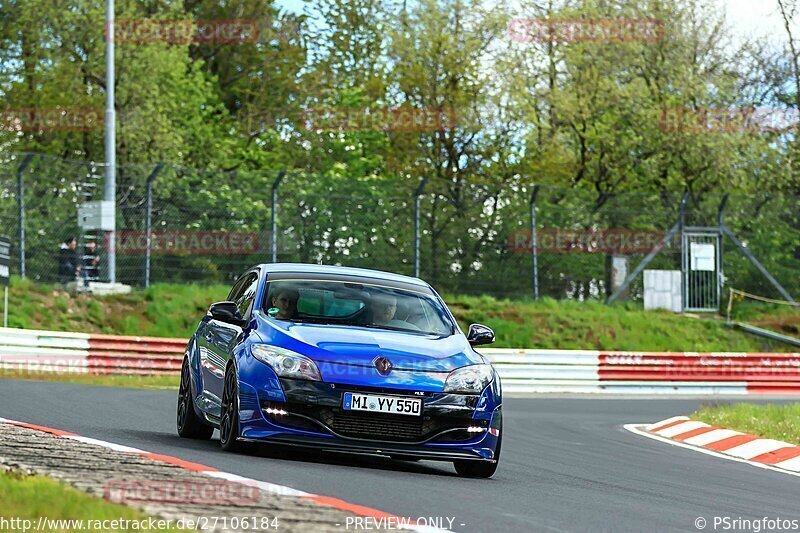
top-left (234, 273), bottom-right (259, 319)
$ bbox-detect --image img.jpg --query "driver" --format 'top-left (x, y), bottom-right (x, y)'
top-left (269, 286), bottom-right (299, 319)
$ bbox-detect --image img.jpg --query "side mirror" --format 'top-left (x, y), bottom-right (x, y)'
top-left (208, 301), bottom-right (245, 326)
top-left (467, 323), bottom-right (495, 346)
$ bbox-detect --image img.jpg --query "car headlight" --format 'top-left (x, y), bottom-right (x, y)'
top-left (443, 364), bottom-right (494, 394)
top-left (251, 344), bottom-right (322, 381)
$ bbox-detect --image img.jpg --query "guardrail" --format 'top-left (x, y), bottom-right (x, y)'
top-left (0, 327), bottom-right (184, 375)
top-left (483, 349), bottom-right (800, 394)
top-left (0, 327), bottom-right (798, 393)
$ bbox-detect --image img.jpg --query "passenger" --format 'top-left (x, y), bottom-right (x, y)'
top-left (370, 293), bottom-right (420, 330)
top-left (269, 287), bottom-right (299, 319)
top-left (370, 293), bottom-right (397, 325)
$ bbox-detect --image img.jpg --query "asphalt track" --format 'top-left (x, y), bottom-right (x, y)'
top-left (1, 379), bottom-right (798, 532)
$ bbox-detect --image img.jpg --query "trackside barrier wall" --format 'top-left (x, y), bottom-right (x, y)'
top-left (480, 349), bottom-right (800, 394)
top-left (0, 327), bottom-right (184, 374)
top-left (0, 328), bottom-right (797, 394)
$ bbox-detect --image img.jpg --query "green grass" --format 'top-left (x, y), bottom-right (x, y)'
top-left (0, 372), bottom-right (180, 389)
top-left (0, 470), bottom-right (183, 531)
top-left (445, 294), bottom-right (799, 352)
top-left (6, 277), bottom-right (228, 338)
top-left (692, 403), bottom-right (800, 445)
top-left (728, 299), bottom-right (800, 338)
top-left (4, 277), bottom-right (798, 351)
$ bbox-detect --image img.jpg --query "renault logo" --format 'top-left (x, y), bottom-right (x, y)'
top-left (373, 356), bottom-right (393, 375)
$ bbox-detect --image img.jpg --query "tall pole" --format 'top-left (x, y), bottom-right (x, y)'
top-left (530, 185), bottom-right (541, 301)
top-left (104, 0), bottom-right (116, 283)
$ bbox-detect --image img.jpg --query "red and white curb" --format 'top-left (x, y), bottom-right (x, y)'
top-left (0, 417), bottom-right (449, 532)
top-left (624, 416), bottom-right (800, 478)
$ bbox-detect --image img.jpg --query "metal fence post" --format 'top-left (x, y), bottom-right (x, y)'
top-left (143, 163), bottom-right (164, 288)
top-left (530, 185), bottom-right (541, 301)
top-left (716, 194), bottom-right (729, 309)
top-left (271, 171), bottom-right (286, 263)
top-left (413, 177), bottom-right (430, 278)
top-left (16, 154), bottom-right (34, 278)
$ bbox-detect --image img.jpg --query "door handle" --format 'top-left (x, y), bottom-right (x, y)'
top-left (204, 333), bottom-right (213, 342)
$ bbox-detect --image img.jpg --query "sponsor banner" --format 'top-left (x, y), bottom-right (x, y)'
top-left (508, 17), bottom-right (664, 43)
top-left (1, 108), bottom-right (102, 132)
top-left (114, 230), bottom-right (260, 255)
top-left (508, 229), bottom-right (664, 254)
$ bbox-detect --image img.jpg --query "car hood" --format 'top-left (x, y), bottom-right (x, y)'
top-left (256, 316), bottom-right (484, 372)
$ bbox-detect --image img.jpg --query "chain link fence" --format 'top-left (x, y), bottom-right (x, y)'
top-left (0, 153), bottom-right (797, 303)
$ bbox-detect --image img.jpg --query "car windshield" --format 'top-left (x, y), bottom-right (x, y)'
top-left (263, 279), bottom-right (454, 336)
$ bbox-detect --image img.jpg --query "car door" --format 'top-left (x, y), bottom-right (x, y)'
top-left (198, 274), bottom-right (247, 413)
top-left (204, 271), bottom-right (259, 415)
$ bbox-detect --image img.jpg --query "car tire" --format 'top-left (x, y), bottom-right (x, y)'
top-left (220, 366), bottom-right (243, 452)
top-left (453, 431), bottom-right (501, 479)
top-left (177, 358), bottom-right (214, 440)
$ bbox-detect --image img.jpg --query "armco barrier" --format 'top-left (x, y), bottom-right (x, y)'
top-left (0, 327), bottom-right (184, 375)
top-left (0, 327), bottom-right (797, 393)
top-left (481, 349), bottom-right (800, 394)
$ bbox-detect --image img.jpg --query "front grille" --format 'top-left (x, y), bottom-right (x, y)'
top-left (262, 393), bottom-right (478, 443)
top-left (328, 411), bottom-right (423, 441)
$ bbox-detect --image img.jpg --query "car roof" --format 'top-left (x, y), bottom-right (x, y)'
top-left (257, 263), bottom-right (429, 288)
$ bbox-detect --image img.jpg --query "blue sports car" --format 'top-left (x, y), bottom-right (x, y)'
top-left (177, 263), bottom-right (502, 477)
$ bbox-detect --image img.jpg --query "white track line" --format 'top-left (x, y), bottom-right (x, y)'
top-left (623, 424), bottom-right (800, 479)
top-left (204, 471), bottom-right (310, 497)
top-left (62, 435), bottom-right (146, 453)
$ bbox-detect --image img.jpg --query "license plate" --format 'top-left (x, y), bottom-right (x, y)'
top-left (342, 392), bottom-right (422, 416)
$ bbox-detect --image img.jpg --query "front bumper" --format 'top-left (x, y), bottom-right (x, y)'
top-left (237, 376), bottom-right (502, 462)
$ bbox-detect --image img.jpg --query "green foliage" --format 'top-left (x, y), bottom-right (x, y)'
top-left (693, 403), bottom-right (800, 445)
top-left (446, 293), bottom-right (796, 352)
top-left (0, 0), bottom-right (797, 297)
top-left (6, 277), bottom-right (797, 351)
